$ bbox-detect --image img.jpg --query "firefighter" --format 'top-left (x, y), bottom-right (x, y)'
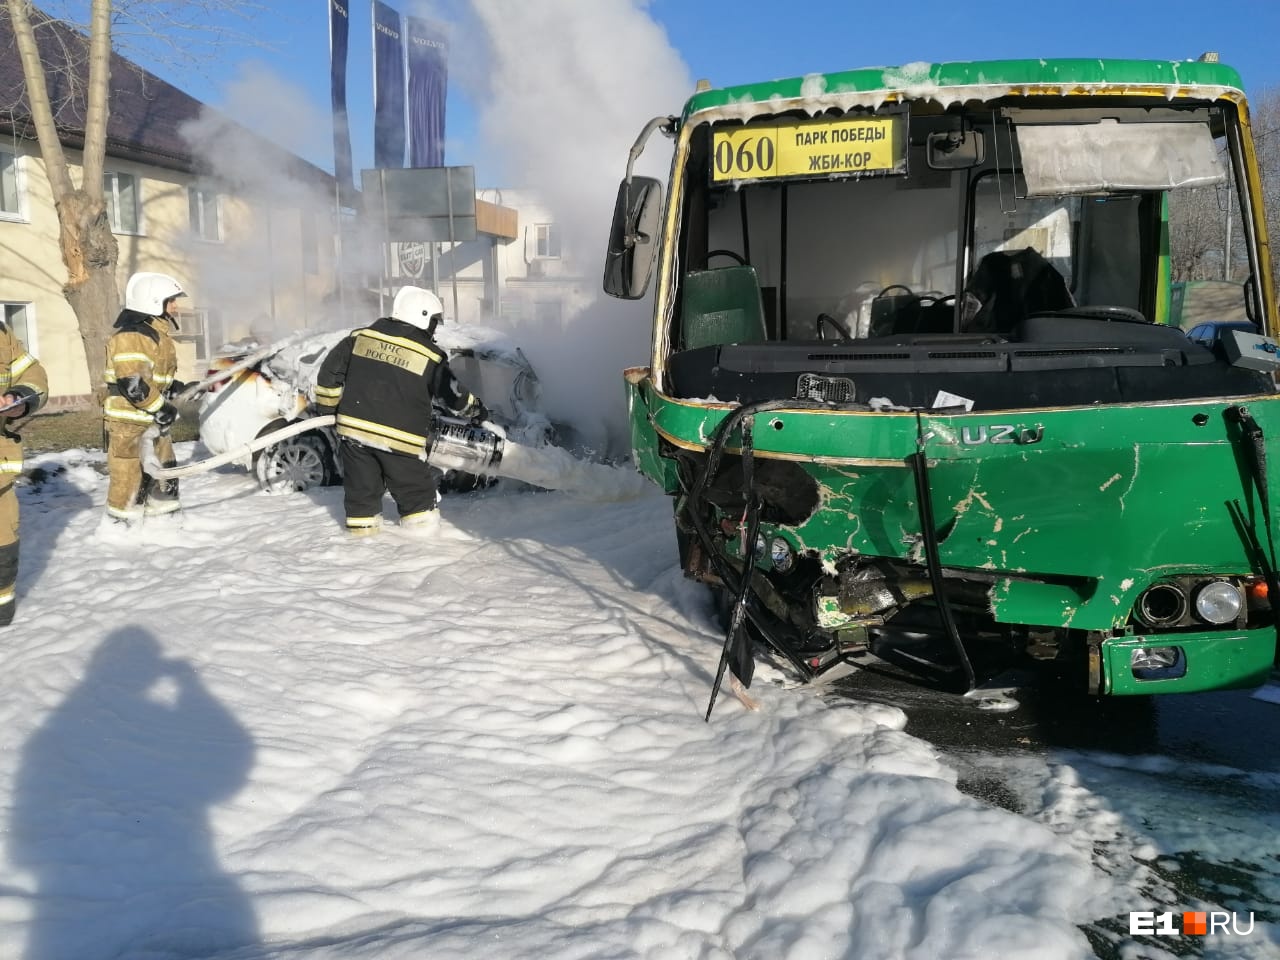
top-left (103, 272), bottom-right (186, 526)
top-left (315, 286), bottom-right (487, 536)
top-left (0, 322), bottom-right (48, 626)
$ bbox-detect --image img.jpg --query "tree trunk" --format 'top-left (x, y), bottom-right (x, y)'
top-left (57, 190), bottom-right (118, 406)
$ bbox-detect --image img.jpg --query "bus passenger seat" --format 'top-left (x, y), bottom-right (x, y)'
top-left (680, 266), bottom-right (769, 350)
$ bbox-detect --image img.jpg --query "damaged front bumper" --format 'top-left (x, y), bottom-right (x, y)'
top-left (631, 382), bottom-right (1280, 698)
top-left (1100, 629), bottom-right (1276, 695)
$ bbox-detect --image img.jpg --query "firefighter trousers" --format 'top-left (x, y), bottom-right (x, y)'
top-left (339, 439), bottom-right (441, 532)
top-left (0, 482), bottom-right (18, 625)
top-left (104, 419), bottom-right (180, 520)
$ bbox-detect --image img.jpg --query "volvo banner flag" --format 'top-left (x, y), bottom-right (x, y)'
top-left (372, 0), bottom-right (406, 169)
top-left (328, 0), bottom-right (355, 203)
top-left (406, 16), bottom-right (448, 168)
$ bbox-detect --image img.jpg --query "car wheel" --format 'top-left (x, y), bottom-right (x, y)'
top-left (255, 433), bottom-right (332, 493)
top-left (438, 469), bottom-right (494, 494)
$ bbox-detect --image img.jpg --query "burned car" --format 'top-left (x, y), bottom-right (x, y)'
top-left (197, 324), bottom-right (554, 493)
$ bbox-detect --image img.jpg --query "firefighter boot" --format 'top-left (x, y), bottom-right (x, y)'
top-left (144, 434), bottom-right (181, 518)
top-left (345, 515), bottom-right (382, 538)
top-left (144, 476), bottom-right (182, 518)
top-left (399, 509), bottom-right (440, 538)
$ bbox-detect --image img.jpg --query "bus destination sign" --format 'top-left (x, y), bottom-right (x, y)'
top-left (711, 115), bottom-right (906, 183)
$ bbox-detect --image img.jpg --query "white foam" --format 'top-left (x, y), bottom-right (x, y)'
top-left (495, 440), bottom-right (652, 502)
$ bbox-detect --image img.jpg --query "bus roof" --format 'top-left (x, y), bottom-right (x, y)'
top-left (681, 58), bottom-right (1246, 122)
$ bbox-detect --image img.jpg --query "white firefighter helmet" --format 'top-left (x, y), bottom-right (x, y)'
top-left (125, 272), bottom-right (186, 316)
top-left (391, 286), bottom-right (444, 330)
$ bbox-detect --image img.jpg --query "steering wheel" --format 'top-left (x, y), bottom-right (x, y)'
top-left (816, 313), bottom-right (853, 342)
top-left (1056, 305), bottom-right (1150, 324)
top-left (705, 249), bottom-right (747, 267)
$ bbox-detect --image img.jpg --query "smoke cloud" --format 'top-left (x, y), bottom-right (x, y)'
top-left (186, 3), bottom-right (693, 459)
top-left (178, 63), bottom-right (358, 347)
top-left (415, 0), bottom-right (692, 456)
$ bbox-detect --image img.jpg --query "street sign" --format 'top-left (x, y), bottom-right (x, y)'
top-left (361, 166), bottom-right (477, 242)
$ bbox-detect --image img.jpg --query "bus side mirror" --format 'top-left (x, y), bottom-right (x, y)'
top-left (603, 176), bottom-right (662, 299)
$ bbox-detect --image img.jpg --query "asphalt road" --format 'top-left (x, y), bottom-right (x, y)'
top-left (828, 658), bottom-right (1280, 958)
top-left (832, 657), bottom-right (1280, 773)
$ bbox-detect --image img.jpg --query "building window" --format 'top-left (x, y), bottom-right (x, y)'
top-left (103, 171), bottom-right (141, 234)
top-left (0, 150), bottom-right (24, 219)
top-left (172, 306), bottom-right (223, 361)
top-left (189, 185), bottom-right (222, 242)
top-left (534, 222), bottom-right (561, 259)
top-left (2, 303), bottom-right (35, 353)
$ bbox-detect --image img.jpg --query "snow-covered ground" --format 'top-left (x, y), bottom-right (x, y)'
top-left (0, 447), bottom-right (1272, 959)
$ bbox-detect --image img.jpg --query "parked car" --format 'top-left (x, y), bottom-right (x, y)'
top-left (1185, 320), bottom-right (1257, 347)
top-left (197, 325), bottom-right (555, 493)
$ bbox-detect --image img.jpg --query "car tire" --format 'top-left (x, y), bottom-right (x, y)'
top-left (254, 430), bottom-right (334, 494)
top-left (438, 469), bottom-right (495, 494)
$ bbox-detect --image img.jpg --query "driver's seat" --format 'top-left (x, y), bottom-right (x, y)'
top-left (869, 288), bottom-right (922, 337)
top-left (963, 247), bottom-right (1074, 335)
top-left (680, 266), bottom-right (768, 350)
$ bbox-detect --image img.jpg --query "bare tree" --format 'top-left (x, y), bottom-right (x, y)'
top-left (1169, 183), bottom-right (1226, 282)
top-left (7, 0), bottom-right (114, 394)
top-left (3, 0), bottom-right (267, 401)
top-left (1168, 87), bottom-right (1280, 292)
top-left (1249, 86), bottom-right (1280, 291)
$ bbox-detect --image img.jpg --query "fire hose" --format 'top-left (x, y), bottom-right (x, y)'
top-left (140, 415), bottom-right (508, 482)
top-left (140, 415), bottom-right (339, 480)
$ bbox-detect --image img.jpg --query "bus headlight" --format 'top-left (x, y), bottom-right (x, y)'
top-left (1193, 580), bottom-right (1243, 625)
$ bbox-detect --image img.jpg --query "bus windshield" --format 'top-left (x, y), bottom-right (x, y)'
top-left (676, 104), bottom-right (1242, 344)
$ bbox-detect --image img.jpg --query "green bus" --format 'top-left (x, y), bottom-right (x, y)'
top-left (604, 59), bottom-right (1279, 711)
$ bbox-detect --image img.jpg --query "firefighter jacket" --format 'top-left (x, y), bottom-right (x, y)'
top-left (103, 310), bottom-right (178, 425)
top-left (314, 318), bottom-right (481, 457)
top-left (0, 323), bottom-right (48, 477)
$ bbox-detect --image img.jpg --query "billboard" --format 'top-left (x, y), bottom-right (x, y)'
top-left (361, 166), bottom-right (477, 242)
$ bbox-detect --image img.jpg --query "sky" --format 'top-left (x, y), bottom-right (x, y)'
top-left (160, 0), bottom-right (1280, 188)
top-left (1, 439), bottom-right (1277, 959)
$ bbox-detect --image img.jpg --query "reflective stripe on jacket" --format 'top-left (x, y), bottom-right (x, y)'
top-left (315, 319), bottom-right (479, 457)
top-left (0, 322), bottom-right (48, 476)
top-left (103, 310), bottom-right (176, 424)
